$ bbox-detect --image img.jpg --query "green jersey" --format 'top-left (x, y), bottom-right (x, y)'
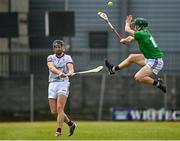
top-left (134, 30), bottom-right (164, 59)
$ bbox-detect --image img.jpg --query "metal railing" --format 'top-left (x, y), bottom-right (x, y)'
top-left (0, 48), bottom-right (180, 77)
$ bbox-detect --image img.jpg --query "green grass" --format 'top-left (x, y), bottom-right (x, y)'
top-left (0, 121), bottom-right (180, 140)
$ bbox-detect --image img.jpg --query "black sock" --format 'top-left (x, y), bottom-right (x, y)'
top-left (113, 66), bottom-right (120, 72)
top-left (56, 128), bottom-right (61, 133)
top-left (153, 80), bottom-right (157, 86)
top-left (153, 80), bottom-right (160, 87)
top-left (115, 66), bottom-right (120, 71)
top-left (67, 120), bottom-right (73, 126)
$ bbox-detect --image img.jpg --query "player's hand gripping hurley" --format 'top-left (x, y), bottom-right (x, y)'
top-left (98, 12), bottom-right (123, 40)
top-left (66, 66), bottom-right (103, 76)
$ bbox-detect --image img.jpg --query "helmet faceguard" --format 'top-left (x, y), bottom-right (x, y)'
top-left (52, 40), bottom-right (65, 53)
top-left (132, 18), bottom-right (148, 31)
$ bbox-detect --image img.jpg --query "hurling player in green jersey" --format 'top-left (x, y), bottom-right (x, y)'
top-left (105, 15), bottom-right (166, 93)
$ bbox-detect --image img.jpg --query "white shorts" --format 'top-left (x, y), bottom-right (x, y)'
top-left (48, 81), bottom-right (70, 99)
top-left (144, 58), bottom-right (164, 75)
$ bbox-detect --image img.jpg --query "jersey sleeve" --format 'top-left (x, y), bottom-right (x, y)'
top-left (66, 55), bottom-right (73, 64)
top-left (47, 55), bottom-right (53, 62)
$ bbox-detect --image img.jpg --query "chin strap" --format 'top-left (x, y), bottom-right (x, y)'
top-left (138, 26), bottom-right (143, 31)
top-left (138, 26), bottom-right (147, 31)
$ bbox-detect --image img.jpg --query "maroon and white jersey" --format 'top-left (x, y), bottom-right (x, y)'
top-left (47, 53), bottom-right (73, 82)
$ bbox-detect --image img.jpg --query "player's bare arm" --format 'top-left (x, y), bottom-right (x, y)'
top-left (125, 15), bottom-right (135, 36)
top-left (47, 61), bottom-right (66, 77)
top-left (120, 36), bottom-right (135, 44)
top-left (66, 63), bottom-right (75, 76)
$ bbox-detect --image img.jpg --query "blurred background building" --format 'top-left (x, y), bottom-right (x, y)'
top-left (0, 0), bottom-right (179, 121)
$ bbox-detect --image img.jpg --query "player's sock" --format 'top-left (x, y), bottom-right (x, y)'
top-left (153, 80), bottom-right (159, 86)
top-left (153, 79), bottom-right (166, 93)
top-left (55, 128), bottom-right (62, 137)
top-left (67, 120), bottom-right (73, 126)
top-left (56, 128), bottom-right (61, 133)
top-left (113, 65), bottom-right (120, 72)
top-left (69, 122), bottom-right (77, 136)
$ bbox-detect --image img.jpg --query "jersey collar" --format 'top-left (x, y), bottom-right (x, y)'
top-left (56, 53), bottom-right (64, 58)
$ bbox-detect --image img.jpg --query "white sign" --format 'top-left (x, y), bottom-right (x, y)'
top-left (112, 108), bottom-right (180, 121)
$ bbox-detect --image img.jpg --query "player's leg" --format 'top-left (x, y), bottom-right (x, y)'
top-left (62, 82), bottom-right (77, 136)
top-left (55, 81), bottom-right (77, 137)
top-left (134, 65), bottom-right (154, 84)
top-left (56, 95), bottom-right (77, 137)
top-left (118, 54), bottom-right (145, 68)
top-left (105, 54), bottom-right (145, 74)
top-left (49, 98), bottom-right (57, 118)
top-left (63, 113), bottom-right (70, 123)
top-left (49, 98), bottom-right (77, 136)
top-left (55, 94), bottom-right (67, 137)
top-left (48, 83), bottom-right (58, 118)
top-left (134, 65), bottom-right (166, 93)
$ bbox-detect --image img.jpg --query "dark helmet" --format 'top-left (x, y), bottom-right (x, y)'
top-left (53, 40), bottom-right (64, 47)
top-left (132, 18), bottom-right (148, 28)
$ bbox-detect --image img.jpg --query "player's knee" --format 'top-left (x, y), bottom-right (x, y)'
top-left (128, 54), bottom-right (135, 63)
top-left (134, 74), bottom-right (143, 82)
top-left (57, 105), bottom-right (63, 113)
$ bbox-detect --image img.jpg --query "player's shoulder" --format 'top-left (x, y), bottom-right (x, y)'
top-left (47, 54), bottom-right (55, 58)
top-left (135, 30), bottom-right (150, 37)
top-left (47, 54), bottom-right (55, 62)
top-left (135, 30), bottom-right (145, 34)
top-left (63, 53), bottom-right (73, 62)
top-left (63, 53), bottom-right (72, 58)
top-left (47, 54), bottom-right (56, 61)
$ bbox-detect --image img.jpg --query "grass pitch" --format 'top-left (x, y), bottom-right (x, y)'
top-left (0, 121), bottom-right (180, 140)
